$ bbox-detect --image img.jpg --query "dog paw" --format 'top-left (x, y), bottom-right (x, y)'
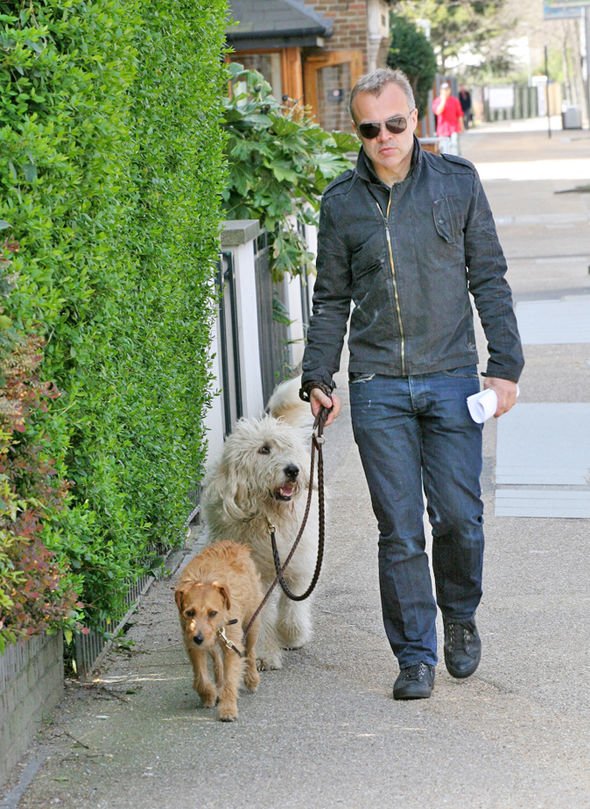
top-left (195, 685), bottom-right (218, 708)
top-left (218, 706), bottom-right (238, 722)
top-left (278, 629), bottom-right (311, 650)
top-left (244, 670), bottom-right (260, 691)
top-left (257, 654), bottom-right (283, 671)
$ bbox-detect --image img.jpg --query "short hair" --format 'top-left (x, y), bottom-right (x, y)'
top-left (349, 68), bottom-right (416, 122)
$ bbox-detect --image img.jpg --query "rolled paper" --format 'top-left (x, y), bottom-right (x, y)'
top-left (467, 388), bottom-right (498, 423)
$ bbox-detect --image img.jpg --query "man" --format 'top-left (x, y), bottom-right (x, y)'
top-left (433, 80), bottom-right (464, 154)
top-left (299, 68), bottom-right (523, 700)
top-left (459, 84), bottom-right (473, 129)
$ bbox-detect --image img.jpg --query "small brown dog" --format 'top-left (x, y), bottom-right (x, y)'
top-left (175, 540), bottom-right (263, 721)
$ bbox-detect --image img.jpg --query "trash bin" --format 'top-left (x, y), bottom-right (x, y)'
top-left (562, 105), bottom-right (582, 129)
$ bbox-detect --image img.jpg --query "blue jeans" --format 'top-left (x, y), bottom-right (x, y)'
top-left (349, 368), bottom-right (484, 668)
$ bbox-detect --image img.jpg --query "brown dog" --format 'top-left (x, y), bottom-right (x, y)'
top-left (174, 540), bottom-right (263, 721)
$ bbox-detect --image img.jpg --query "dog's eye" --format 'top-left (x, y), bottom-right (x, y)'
top-left (184, 609), bottom-right (195, 619)
top-left (258, 444), bottom-right (271, 455)
top-left (208, 610), bottom-right (218, 618)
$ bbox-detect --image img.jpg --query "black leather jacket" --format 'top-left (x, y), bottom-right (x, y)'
top-left (301, 139), bottom-right (524, 392)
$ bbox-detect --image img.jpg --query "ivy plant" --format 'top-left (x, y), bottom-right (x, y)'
top-left (223, 62), bottom-right (358, 281)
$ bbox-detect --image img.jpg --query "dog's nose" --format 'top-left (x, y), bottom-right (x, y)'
top-left (193, 633), bottom-right (204, 645)
top-left (284, 464), bottom-right (299, 480)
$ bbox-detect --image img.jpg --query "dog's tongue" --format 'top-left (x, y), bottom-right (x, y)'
top-left (279, 483), bottom-right (295, 498)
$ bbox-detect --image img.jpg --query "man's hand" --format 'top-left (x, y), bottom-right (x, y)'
top-left (309, 388), bottom-right (341, 426)
top-left (483, 378), bottom-right (519, 417)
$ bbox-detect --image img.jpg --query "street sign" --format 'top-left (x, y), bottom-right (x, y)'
top-left (544, 4), bottom-right (583, 18)
top-left (544, 0), bottom-right (590, 6)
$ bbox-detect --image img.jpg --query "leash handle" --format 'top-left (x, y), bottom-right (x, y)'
top-left (313, 404), bottom-right (330, 441)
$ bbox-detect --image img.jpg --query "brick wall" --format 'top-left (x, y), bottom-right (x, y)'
top-left (0, 634), bottom-right (64, 789)
top-left (313, 1), bottom-right (370, 70)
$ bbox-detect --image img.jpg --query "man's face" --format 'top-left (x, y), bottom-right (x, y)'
top-left (352, 82), bottom-right (417, 185)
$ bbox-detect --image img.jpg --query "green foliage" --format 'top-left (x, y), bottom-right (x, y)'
top-left (388, 14), bottom-right (437, 117)
top-left (223, 63), bottom-right (358, 281)
top-left (0, 250), bottom-right (82, 651)
top-left (396, 0), bottom-right (508, 73)
top-left (0, 0), bottom-right (228, 640)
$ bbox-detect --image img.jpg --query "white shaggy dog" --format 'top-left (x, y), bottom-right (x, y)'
top-left (202, 377), bottom-right (317, 670)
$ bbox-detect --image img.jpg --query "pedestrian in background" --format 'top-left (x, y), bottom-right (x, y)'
top-left (300, 68), bottom-right (523, 701)
top-left (433, 80), bottom-right (464, 154)
top-left (459, 84), bottom-right (473, 129)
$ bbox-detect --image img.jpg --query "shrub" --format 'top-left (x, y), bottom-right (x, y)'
top-left (0, 239), bottom-right (82, 651)
top-left (0, 0), bottom-right (228, 638)
top-left (223, 63), bottom-right (358, 281)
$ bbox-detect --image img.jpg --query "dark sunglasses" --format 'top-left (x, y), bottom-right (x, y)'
top-left (357, 111), bottom-right (414, 140)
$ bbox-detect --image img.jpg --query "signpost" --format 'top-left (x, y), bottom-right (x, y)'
top-left (544, 1), bottom-right (590, 128)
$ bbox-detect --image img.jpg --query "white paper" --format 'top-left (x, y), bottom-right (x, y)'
top-left (467, 389), bottom-right (498, 423)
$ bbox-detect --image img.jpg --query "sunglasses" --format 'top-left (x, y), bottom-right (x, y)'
top-left (357, 110), bottom-right (415, 140)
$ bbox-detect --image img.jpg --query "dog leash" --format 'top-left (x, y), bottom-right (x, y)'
top-left (270, 406), bottom-right (327, 601)
top-left (241, 405), bottom-right (329, 641)
top-left (217, 618), bottom-right (244, 657)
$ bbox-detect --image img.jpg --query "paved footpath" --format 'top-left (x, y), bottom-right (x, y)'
top-left (2, 121), bottom-right (590, 809)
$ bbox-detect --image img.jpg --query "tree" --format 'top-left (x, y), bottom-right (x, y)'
top-left (396, 0), bottom-right (508, 74)
top-left (387, 14), bottom-right (437, 117)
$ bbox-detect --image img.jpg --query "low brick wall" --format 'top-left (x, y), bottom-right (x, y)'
top-left (0, 633), bottom-right (64, 789)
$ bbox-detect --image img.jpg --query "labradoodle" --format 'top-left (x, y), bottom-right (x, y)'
top-left (202, 377), bottom-right (318, 670)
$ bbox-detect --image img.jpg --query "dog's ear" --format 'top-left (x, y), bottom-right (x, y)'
top-left (174, 587), bottom-right (186, 610)
top-left (212, 581), bottom-right (231, 611)
top-left (206, 467), bottom-right (253, 521)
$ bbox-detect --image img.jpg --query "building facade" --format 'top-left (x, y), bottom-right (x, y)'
top-left (227, 0), bottom-right (393, 131)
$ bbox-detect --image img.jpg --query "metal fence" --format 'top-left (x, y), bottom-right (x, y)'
top-left (480, 84), bottom-right (539, 122)
top-left (254, 231), bottom-right (291, 405)
top-left (72, 569), bottom-right (156, 677)
top-left (217, 251), bottom-right (243, 436)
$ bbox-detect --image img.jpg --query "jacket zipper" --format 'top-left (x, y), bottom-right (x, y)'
top-left (375, 194), bottom-right (406, 375)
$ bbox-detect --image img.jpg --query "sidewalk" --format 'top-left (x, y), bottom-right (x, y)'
top-left (3, 121), bottom-right (590, 809)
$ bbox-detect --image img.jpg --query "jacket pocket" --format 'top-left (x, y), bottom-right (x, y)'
top-left (349, 372), bottom-right (375, 384)
top-left (433, 197), bottom-right (461, 244)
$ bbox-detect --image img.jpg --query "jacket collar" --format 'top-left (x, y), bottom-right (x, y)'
top-left (356, 136), bottom-right (422, 186)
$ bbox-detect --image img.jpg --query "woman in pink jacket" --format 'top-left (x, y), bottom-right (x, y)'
top-left (433, 81), bottom-right (464, 155)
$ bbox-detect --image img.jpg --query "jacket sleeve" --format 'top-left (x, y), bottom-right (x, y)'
top-left (464, 172), bottom-right (524, 382)
top-left (301, 195), bottom-right (353, 390)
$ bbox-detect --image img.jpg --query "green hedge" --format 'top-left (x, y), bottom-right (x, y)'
top-left (0, 0), bottom-right (228, 639)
